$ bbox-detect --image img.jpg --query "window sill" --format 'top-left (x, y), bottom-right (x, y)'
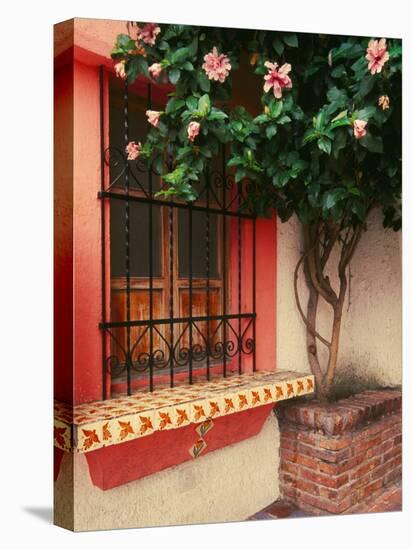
top-left (54, 370), bottom-right (314, 454)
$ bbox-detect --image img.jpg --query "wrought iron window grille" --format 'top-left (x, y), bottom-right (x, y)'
top-left (98, 67), bottom-right (257, 399)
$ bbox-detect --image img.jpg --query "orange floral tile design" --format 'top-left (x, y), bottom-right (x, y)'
top-left (54, 370), bottom-right (315, 454)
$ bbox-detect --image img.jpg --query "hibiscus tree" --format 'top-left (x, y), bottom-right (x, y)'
top-left (111, 24), bottom-right (402, 401)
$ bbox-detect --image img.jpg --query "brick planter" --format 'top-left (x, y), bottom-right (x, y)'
top-left (276, 390), bottom-right (402, 515)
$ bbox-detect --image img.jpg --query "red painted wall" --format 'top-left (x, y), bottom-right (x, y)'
top-left (54, 60), bottom-right (74, 404)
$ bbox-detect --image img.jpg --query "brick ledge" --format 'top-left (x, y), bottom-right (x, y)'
top-left (276, 389), bottom-right (402, 436)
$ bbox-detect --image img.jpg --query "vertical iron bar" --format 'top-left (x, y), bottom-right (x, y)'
top-left (189, 205), bottom-right (193, 384)
top-left (206, 169), bottom-right (211, 381)
top-left (124, 78), bottom-right (131, 395)
top-left (238, 188), bottom-right (242, 374)
top-left (99, 66), bottom-right (107, 400)
top-left (169, 205), bottom-right (174, 387)
top-left (222, 145), bottom-right (227, 378)
top-left (253, 217), bottom-right (257, 372)
top-left (147, 83), bottom-right (154, 392)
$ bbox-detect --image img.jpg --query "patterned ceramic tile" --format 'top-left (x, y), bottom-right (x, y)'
top-left (189, 437), bottom-right (207, 458)
top-left (54, 371), bottom-right (315, 453)
top-left (196, 419), bottom-right (214, 437)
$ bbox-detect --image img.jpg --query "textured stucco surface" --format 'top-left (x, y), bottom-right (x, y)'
top-left (54, 411), bottom-right (280, 531)
top-left (277, 210), bottom-right (402, 394)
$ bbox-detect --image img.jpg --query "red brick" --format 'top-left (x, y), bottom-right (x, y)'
top-left (300, 467), bottom-right (349, 489)
top-left (281, 484), bottom-right (298, 501)
top-left (280, 429), bottom-right (298, 440)
top-left (318, 436), bottom-right (352, 451)
top-left (300, 491), bottom-right (352, 514)
top-left (297, 442), bottom-right (351, 463)
top-left (383, 444), bottom-right (401, 463)
top-left (281, 437), bottom-right (298, 452)
top-left (384, 467), bottom-right (402, 485)
top-left (295, 478), bottom-right (320, 496)
top-left (350, 457), bottom-right (381, 480)
top-left (353, 435), bottom-right (381, 455)
top-left (359, 478), bottom-right (383, 499)
top-left (296, 430), bottom-right (320, 446)
top-left (296, 454), bottom-right (319, 470)
top-left (280, 448), bottom-right (297, 463)
top-left (394, 434), bottom-right (402, 446)
top-left (318, 462), bottom-right (340, 475)
top-left (280, 459), bottom-right (299, 476)
top-left (370, 461), bottom-right (396, 482)
top-left (366, 439), bottom-right (393, 458)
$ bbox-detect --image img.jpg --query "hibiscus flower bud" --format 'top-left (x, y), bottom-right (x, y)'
top-left (146, 110), bottom-right (162, 128)
top-left (378, 95), bottom-right (390, 110)
top-left (114, 60), bottom-right (126, 80)
top-left (125, 141), bottom-right (142, 160)
top-left (187, 121), bottom-right (201, 142)
top-left (353, 119), bottom-right (367, 139)
top-left (148, 63), bottom-right (162, 79)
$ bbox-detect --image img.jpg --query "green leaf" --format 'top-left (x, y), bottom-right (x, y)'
top-left (198, 94), bottom-right (211, 116)
top-left (273, 170), bottom-right (290, 187)
top-left (171, 46), bottom-right (191, 64)
top-left (277, 115), bottom-right (291, 125)
top-left (272, 38), bottom-right (284, 56)
top-left (169, 68), bottom-right (181, 84)
top-left (126, 56), bottom-right (149, 83)
top-left (182, 61), bottom-right (194, 71)
top-left (318, 137), bottom-right (332, 155)
top-left (327, 87), bottom-right (348, 107)
top-left (165, 97), bottom-right (185, 114)
top-left (116, 34), bottom-right (136, 51)
top-left (359, 133), bottom-right (383, 153)
top-left (253, 114), bottom-right (269, 124)
top-left (356, 106), bottom-right (377, 121)
top-left (356, 75), bottom-right (375, 98)
top-left (283, 33), bottom-right (298, 47)
top-left (208, 108), bottom-right (228, 121)
top-left (266, 125), bottom-right (277, 139)
top-left (389, 44), bottom-right (402, 58)
top-left (329, 117), bottom-right (351, 130)
top-left (331, 65), bottom-right (346, 78)
top-left (331, 110), bottom-right (348, 122)
top-left (270, 100), bottom-right (283, 118)
top-left (197, 71), bottom-right (211, 92)
top-left (323, 188), bottom-right (347, 209)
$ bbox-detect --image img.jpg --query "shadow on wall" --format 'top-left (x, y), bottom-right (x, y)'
top-left (328, 363), bottom-right (401, 401)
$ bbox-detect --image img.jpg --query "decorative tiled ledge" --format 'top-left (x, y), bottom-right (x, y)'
top-left (54, 370), bottom-right (314, 454)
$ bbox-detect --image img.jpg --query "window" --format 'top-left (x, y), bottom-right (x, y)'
top-left (99, 70), bottom-right (256, 397)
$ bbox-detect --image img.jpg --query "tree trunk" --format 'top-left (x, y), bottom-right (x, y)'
top-left (295, 220), bottom-right (363, 402)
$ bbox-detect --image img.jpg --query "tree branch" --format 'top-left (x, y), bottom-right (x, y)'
top-left (294, 242), bottom-right (331, 349)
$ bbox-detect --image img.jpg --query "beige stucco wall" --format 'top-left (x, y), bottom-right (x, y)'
top-left (277, 209), bottom-right (402, 395)
top-left (54, 411), bottom-right (280, 532)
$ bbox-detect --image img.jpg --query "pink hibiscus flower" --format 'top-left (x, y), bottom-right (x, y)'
top-left (146, 110), bottom-right (161, 128)
top-left (365, 38), bottom-right (390, 75)
top-left (114, 60), bottom-right (126, 80)
top-left (263, 61), bottom-right (292, 98)
top-left (353, 119), bottom-right (367, 139)
top-left (148, 63), bottom-right (162, 78)
top-left (137, 23), bottom-right (161, 46)
top-left (202, 47), bottom-right (232, 83)
top-left (187, 121), bottom-right (200, 142)
top-left (125, 141), bottom-right (142, 160)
